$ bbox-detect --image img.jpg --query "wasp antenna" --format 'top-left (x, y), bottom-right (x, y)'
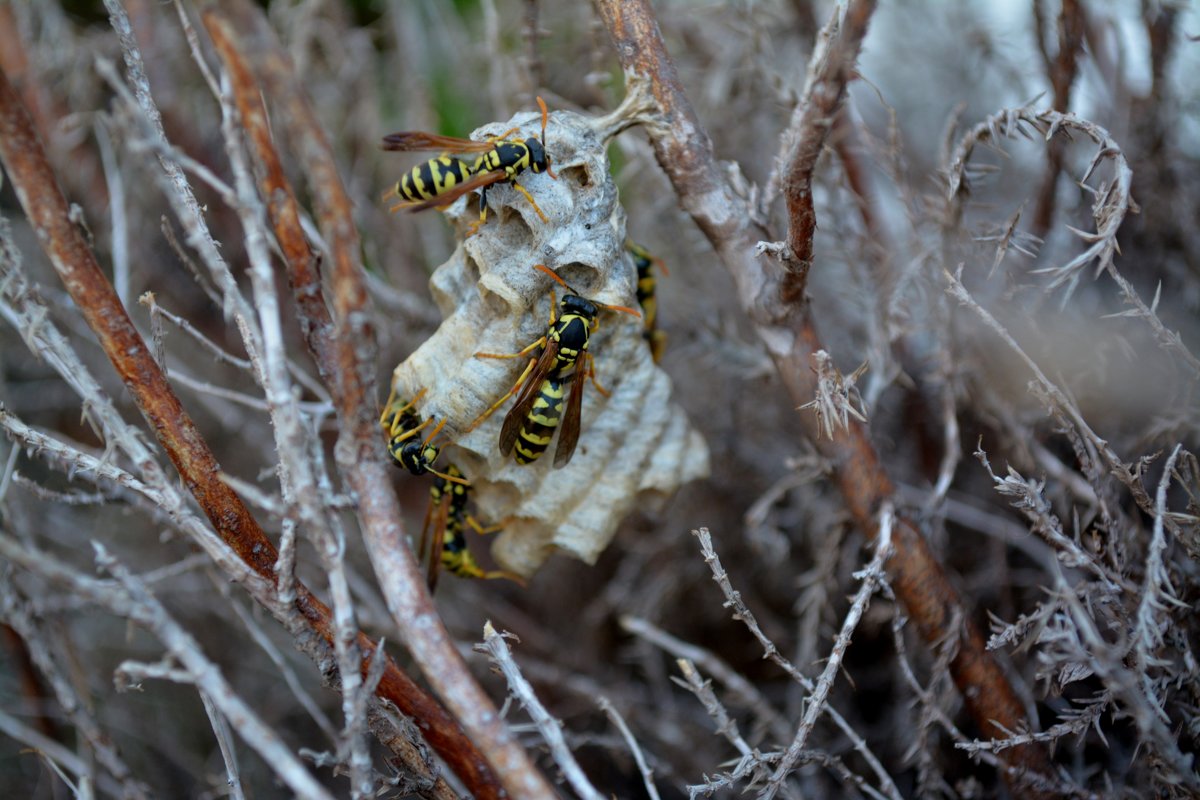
top-left (533, 263), bottom-right (574, 293)
top-left (600, 302), bottom-right (642, 319)
top-left (536, 96), bottom-right (557, 180)
top-left (537, 96), bottom-right (549, 145)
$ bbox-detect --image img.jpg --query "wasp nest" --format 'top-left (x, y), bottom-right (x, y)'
top-left (389, 106), bottom-right (710, 577)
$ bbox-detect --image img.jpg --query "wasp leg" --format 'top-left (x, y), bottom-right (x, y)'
top-left (465, 514), bottom-right (509, 536)
top-left (582, 353), bottom-right (611, 398)
top-left (487, 126), bottom-right (521, 142)
top-left (381, 387), bottom-right (430, 435)
top-left (464, 357), bottom-right (539, 432)
top-left (474, 334), bottom-right (548, 362)
top-left (508, 180), bottom-right (548, 223)
top-left (481, 569), bottom-right (527, 586)
top-left (380, 384), bottom-right (410, 426)
top-left (464, 186), bottom-right (492, 238)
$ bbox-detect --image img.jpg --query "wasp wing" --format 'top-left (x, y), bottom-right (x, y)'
top-left (498, 339), bottom-right (561, 457)
top-left (553, 360), bottom-right (589, 468)
top-left (397, 170), bottom-right (508, 215)
top-left (381, 131), bottom-right (497, 154)
top-left (424, 490), bottom-right (452, 593)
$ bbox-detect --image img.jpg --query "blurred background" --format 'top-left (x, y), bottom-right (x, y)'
top-left (1, 0), bottom-right (1198, 797)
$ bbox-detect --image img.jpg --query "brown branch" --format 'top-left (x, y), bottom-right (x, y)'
top-left (1031, 0), bottom-right (1084, 239)
top-left (202, 15), bottom-right (337, 390)
top-left (0, 56), bottom-right (481, 800)
top-left (202, 3), bottom-right (556, 798)
top-left (780, 0), bottom-right (876, 299)
top-left (594, 0), bottom-right (1055, 793)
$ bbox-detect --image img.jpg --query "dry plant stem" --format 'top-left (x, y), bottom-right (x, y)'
top-left (1031, 0), bottom-right (1083, 239)
top-left (763, 509), bottom-right (894, 798)
top-left (687, 533), bottom-right (901, 800)
top-left (201, 12), bottom-right (336, 388)
top-left (1133, 444), bottom-right (1184, 720)
top-left (946, 108), bottom-right (1199, 376)
top-left (0, 69), bottom-right (269, 580)
top-left (0, 578), bottom-right (150, 800)
top-left (620, 615), bottom-right (793, 742)
top-left (206, 3), bottom-right (555, 797)
top-left (779, 0), bottom-right (876, 296)
top-left (211, 57), bottom-right (370, 798)
top-left (478, 622), bottom-right (606, 800)
top-left (199, 690), bottom-right (246, 800)
top-left (0, 56), bottom-right (472, 799)
top-left (90, 543), bottom-right (335, 800)
top-left (674, 658), bottom-right (756, 760)
top-left (597, 696), bottom-right (663, 800)
top-left (0, 528), bottom-right (333, 800)
top-left (595, 0), bottom-right (1052, 790)
top-left (0, 707), bottom-right (93, 794)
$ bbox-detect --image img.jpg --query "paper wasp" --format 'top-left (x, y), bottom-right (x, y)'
top-left (419, 463), bottom-right (523, 591)
top-left (380, 388), bottom-right (468, 485)
top-left (468, 264), bottom-right (640, 467)
top-left (626, 240), bottom-right (669, 364)
top-left (382, 97), bottom-right (556, 234)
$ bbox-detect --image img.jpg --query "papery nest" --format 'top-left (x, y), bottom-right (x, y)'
top-left (388, 105), bottom-right (709, 577)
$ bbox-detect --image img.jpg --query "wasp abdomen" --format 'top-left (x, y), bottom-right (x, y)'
top-left (513, 375), bottom-right (568, 464)
top-left (396, 156), bottom-right (478, 203)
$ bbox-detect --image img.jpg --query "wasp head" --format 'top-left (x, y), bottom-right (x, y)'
top-left (560, 294), bottom-right (598, 322)
top-left (524, 137), bottom-right (550, 174)
top-left (399, 440), bottom-right (440, 476)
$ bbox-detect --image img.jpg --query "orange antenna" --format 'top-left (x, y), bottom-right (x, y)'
top-left (536, 96), bottom-right (557, 180)
top-left (533, 264), bottom-right (642, 319)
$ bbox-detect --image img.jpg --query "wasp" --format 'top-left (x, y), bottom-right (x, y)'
top-left (380, 388), bottom-right (468, 485)
top-left (419, 464), bottom-right (523, 591)
top-left (382, 97), bottom-right (556, 234)
top-left (626, 240), bottom-right (669, 364)
top-left (468, 264), bottom-right (640, 467)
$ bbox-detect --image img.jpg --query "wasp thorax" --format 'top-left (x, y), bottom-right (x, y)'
top-left (389, 108), bottom-right (709, 577)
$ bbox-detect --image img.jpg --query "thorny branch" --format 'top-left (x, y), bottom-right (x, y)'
top-left (476, 622), bottom-right (606, 800)
top-left (201, 3), bottom-right (555, 797)
top-left (945, 107), bottom-right (1199, 377)
top-left (0, 11), bottom-right (523, 800)
top-left (595, 0), bottom-right (1054, 792)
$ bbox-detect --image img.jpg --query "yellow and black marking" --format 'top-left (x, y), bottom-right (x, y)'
top-left (468, 264), bottom-right (639, 468)
top-left (420, 464), bottom-right (523, 591)
top-left (380, 387), bottom-right (468, 485)
top-left (627, 240), bottom-right (668, 364)
top-left (512, 373), bottom-right (568, 465)
top-left (382, 97), bottom-right (556, 233)
top-left (392, 154), bottom-right (481, 205)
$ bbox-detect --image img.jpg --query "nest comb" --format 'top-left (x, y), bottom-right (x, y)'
top-left (389, 105), bottom-right (709, 577)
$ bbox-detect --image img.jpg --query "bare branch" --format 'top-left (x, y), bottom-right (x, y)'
top-left (477, 622), bottom-right (604, 800)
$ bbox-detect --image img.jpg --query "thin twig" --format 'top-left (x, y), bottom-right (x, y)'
top-left (762, 506), bottom-right (894, 798)
top-left (205, 5), bottom-right (552, 796)
top-left (0, 49), bottom-right (480, 797)
top-left (594, 2), bottom-right (1053, 790)
top-left (779, 0), bottom-right (877, 295)
top-left (597, 695), bottom-right (662, 800)
top-left (477, 622), bottom-right (605, 800)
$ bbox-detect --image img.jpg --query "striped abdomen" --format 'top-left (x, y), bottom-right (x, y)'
top-left (395, 155), bottom-right (479, 202)
top-left (513, 374), bottom-right (568, 465)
